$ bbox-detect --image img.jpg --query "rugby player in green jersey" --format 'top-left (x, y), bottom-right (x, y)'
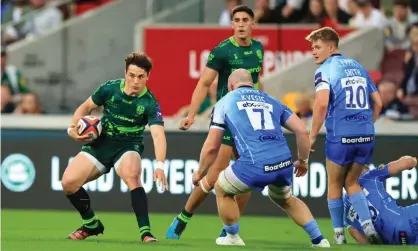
top-left (167, 5), bottom-right (264, 240)
top-left (63, 52), bottom-right (169, 242)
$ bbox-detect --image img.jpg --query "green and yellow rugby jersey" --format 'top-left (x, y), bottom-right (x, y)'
top-left (91, 79), bottom-right (163, 142)
top-left (206, 36), bottom-right (264, 100)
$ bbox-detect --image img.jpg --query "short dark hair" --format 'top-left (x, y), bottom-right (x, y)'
top-left (231, 5), bottom-right (254, 19)
top-left (305, 27), bottom-right (340, 48)
top-left (125, 52), bottom-right (153, 74)
top-left (394, 0), bottom-right (409, 7)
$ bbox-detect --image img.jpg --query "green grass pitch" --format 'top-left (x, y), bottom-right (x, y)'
top-left (2, 209), bottom-right (417, 251)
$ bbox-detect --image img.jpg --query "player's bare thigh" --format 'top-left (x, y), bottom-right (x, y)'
top-left (61, 152), bottom-right (103, 194)
top-left (205, 144), bottom-right (235, 187)
top-left (114, 151), bottom-right (142, 191)
top-left (326, 158), bottom-right (347, 199)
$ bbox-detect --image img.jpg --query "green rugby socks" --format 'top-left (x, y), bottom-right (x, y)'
top-left (67, 187), bottom-right (98, 227)
top-left (178, 209), bottom-right (193, 223)
top-left (131, 187), bottom-right (153, 240)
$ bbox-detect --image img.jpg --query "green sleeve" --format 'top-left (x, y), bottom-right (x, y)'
top-left (91, 81), bottom-right (111, 106)
top-left (258, 43), bottom-right (264, 62)
top-left (147, 99), bottom-right (164, 126)
top-left (17, 70), bottom-right (30, 94)
top-left (206, 46), bottom-right (226, 73)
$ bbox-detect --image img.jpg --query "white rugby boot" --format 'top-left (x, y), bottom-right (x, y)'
top-left (333, 230), bottom-right (347, 244)
top-left (312, 238), bottom-right (331, 248)
top-left (215, 234), bottom-right (245, 246)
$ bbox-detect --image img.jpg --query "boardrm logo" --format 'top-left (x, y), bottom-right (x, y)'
top-left (341, 136), bottom-right (374, 144)
top-left (264, 160), bottom-right (292, 172)
top-left (1, 153), bottom-right (36, 192)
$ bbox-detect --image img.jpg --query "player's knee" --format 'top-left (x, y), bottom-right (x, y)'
top-left (344, 182), bottom-right (360, 194)
top-left (344, 174), bottom-right (360, 188)
top-left (61, 175), bottom-right (82, 194)
top-left (117, 159), bottom-right (142, 190)
top-left (121, 172), bottom-right (142, 190)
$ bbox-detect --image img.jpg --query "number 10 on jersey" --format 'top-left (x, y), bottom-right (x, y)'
top-left (237, 101), bottom-right (275, 130)
top-left (341, 77), bottom-right (369, 110)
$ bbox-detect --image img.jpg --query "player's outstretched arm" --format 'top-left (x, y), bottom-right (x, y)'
top-left (310, 90), bottom-right (329, 143)
top-left (190, 68), bottom-right (218, 116)
top-left (150, 124), bottom-right (169, 191)
top-left (386, 156), bottom-right (417, 176)
top-left (348, 227), bottom-right (368, 244)
top-left (370, 92), bottom-right (382, 123)
top-left (67, 97), bottom-right (99, 142)
top-left (283, 114), bottom-right (310, 177)
top-left (196, 128), bottom-right (223, 180)
top-left (182, 68), bottom-right (218, 126)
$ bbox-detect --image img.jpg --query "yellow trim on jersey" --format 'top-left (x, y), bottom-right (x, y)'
top-left (254, 82), bottom-right (259, 90)
top-left (120, 79), bottom-right (148, 97)
top-left (228, 36), bottom-right (253, 47)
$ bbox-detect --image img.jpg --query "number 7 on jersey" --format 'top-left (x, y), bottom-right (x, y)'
top-left (237, 101), bottom-right (275, 130)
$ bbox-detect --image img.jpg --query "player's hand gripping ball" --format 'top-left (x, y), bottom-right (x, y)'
top-left (77, 115), bottom-right (102, 140)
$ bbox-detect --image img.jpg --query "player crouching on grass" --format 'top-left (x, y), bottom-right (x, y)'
top-left (192, 69), bottom-right (330, 248)
top-left (62, 52), bottom-right (169, 242)
top-left (344, 156), bottom-right (418, 245)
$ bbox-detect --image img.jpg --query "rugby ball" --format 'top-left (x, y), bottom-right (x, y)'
top-left (77, 115), bottom-right (102, 139)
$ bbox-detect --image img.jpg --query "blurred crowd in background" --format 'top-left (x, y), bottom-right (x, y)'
top-left (2, 0), bottom-right (418, 126)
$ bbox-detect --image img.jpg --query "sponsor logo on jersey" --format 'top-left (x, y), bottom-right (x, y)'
top-left (264, 159), bottom-right (292, 172)
top-left (113, 114), bottom-right (135, 123)
top-left (232, 66), bottom-right (261, 74)
top-left (398, 231), bottom-right (408, 245)
top-left (229, 58), bottom-right (244, 65)
top-left (239, 101), bottom-right (270, 109)
top-left (343, 77), bottom-right (366, 87)
top-left (341, 136), bottom-right (374, 144)
top-left (259, 133), bottom-right (279, 142)
top-left (106, 96), bottom-right (118, 108)
top-left (345, 114), bottom-right (368, 122)
top-left (136, 105), bottom-right (145, 115)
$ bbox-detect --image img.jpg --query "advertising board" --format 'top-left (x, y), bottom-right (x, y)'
top-left (2, 130), bottom-right (416, 217)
